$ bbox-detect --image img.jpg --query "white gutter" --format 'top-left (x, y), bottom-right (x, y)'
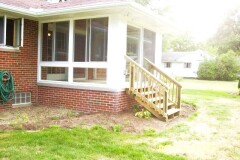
top-left (126, 2), bottom-right (177, 32)
top-left (0, 1), bottom-right (131, 17)
top-left (0, 3), bottom-right (38, 16)
top-left (0, 1), bottom-right (165, 20)
top-left (0, 1), bottom-right (175, 31)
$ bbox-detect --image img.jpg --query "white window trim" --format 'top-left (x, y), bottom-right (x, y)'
top-left (0, 15), bottom-right (24, 51)
top-left (0, 45), bottom-right (21, 52)
top-left (20, 18), bottom-right (24, 47)
top-left (3, 15), bottom-right (6, 45)
top-left (38, 17), bottom-right (110, 90)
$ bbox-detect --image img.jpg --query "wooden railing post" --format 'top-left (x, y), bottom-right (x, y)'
top-left (144, 57), bottom-right (182, 107)
top-left (164, 90), bottom-right (168, 113)
top-left (177, 86), bottom-right (181, 109)
top-left (130, 63), bottom-right (134, 90)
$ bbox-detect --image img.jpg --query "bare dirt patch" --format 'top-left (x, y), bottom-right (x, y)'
top-left (0, 104), bottom-right (195, 133)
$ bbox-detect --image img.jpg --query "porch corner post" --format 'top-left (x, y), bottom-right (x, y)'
top-left (154, 32), bottom-right (163, 67)
top-left (68, 19), bottom-right (74, 83)
top-left (106, 14), bottom-right (127, 90)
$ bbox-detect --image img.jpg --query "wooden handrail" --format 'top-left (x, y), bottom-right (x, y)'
top-left (125, 56), bottom-right (169, 89)
top-left (125, 55), bottom-right (182, 119)
top-left (125, 55), bottom-right (169, 116)
top-left (143, 57), bottom-right (182, 110)
top-left (144, 58), bottom-right (182, 88)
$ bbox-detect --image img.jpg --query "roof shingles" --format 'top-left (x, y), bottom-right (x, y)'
top-left (0, 0), bottom-right (128, 10)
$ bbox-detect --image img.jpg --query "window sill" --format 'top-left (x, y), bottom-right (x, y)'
top-left (12, 103), bottom-right (32, 108)
top-left (0, 46), bottom-right (20, 52)
top-left (37, 81), bottom-right (126, 92)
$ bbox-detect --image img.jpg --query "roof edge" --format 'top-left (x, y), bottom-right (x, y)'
top-left (0, 1), bottom-right (133, 17)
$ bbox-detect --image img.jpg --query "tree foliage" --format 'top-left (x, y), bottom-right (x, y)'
top-left (208, 5), bottom-right (240, 55)
top-left (163, 33), bottom-right (200, 52)
top-left (197, 60), bottom-right (216, 80)
top-left (135, 0), bottom-right (151, 6)
top-left (198, 51), bottom-right (240, 81)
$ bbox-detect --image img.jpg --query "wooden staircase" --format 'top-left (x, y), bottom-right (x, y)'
top-left (125, 56), bottom-right (182, 121)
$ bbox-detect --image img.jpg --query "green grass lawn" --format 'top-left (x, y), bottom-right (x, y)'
top-left (0, 126), bottom-right (184, 160)
top-left (0, 79), bottom-right (240, 160)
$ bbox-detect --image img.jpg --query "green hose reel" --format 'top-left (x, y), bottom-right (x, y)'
top-left (0, 71), bottom-right (14, 103)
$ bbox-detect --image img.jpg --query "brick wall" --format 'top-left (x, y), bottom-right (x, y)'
top-left (0, 19), bottom-right (38, 110)
top-left (0, 18), bottom-right (136, 113)
top-left (38, 86), bottom-right (136, 113)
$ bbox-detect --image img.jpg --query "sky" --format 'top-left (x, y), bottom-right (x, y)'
top-left (151, 0), bottom-right (240, 42)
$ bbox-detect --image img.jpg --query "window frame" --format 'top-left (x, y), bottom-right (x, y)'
top-left (184, 62), bottom-right (191, 68)
top-left (126, 25), bottom-right (141, 63)
top-left (0, 15), bottom-right (24, 49)
top-left (74, 18), bottom-right (108, 62)
top-left (165, 62), bottom-right (171, 68)
top-left (143, 29), bottom-right (156, 63)
top-left (41, 21), bottom-right (70, 62)
top-left (39, 17), bottom-right (109, 87)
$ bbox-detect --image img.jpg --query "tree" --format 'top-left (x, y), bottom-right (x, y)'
top-left (209, 5), bottom-right (240, 55)
top-left (135, 0), bottom-right (150, 6)
top-left (197, 51), bottom-right (240, 81)
top-left (163, 33), bottom-right (200, 52)
top-left (197, 60), bottom-right (216, 80)
top-left (215, 51), bottom-right (240, 81)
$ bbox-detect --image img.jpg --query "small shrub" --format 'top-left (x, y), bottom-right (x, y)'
top-left (135, 109), bottom-right (151, 119)
top-left (112, 124), bottom-right (123, 132)
top-left (198, 51), bottom-right (240, 81)
top-left (132, 104), bottom-right (141, 113)
top-left (197, 60), bottom-right (216, 80)
top-left (215, 51), bottom-right (240, 81)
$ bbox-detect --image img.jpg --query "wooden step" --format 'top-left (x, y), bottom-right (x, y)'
top-left (140, 91), bottom-right (157, 95)
top-left (155, 102), bottom-right (174, 109)
top-left (148, 97), bottom-right (163, 103)
top-left (166, 108), bottom-right (180, 116)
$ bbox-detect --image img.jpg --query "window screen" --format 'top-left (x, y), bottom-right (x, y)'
top-left (0, 17), bottom-right (4, 44)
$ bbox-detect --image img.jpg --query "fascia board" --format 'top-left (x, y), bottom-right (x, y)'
top-left (37, 1), bottom-right (131, 17)
top-left (127, 2), bottom-right (177, 33)
top-left (0, 1), bottom-right (131, 17)
top-left (0, 1), bottom-right (175, 31)
top-left (0, 3), bottom-right (39, 16)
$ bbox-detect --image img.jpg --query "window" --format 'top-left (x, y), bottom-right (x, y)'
top-left (13, 92), bottom-right (31, 105)
top-left (41, 67), bottom-right (68, 81)
top-left (165, 62), bottom-right (171, 68)
top-left (0, 17), bottom-right (4, 44)
top-left (184, 63), bottom-right (191, 68)
top-left (40, 18), bottom-right (108, 84)
top-left (73, 68), bottom-right (106, 83)
top-left (143, 29), bottom-right (155, 62)
top-left (0, 16), bottom-right (23, 47)
top-left (127, 26), bottom-right (140, 62)
top-left (42, 21), bottom-right (69, 61)
top-left (74, 18), bottom-right (108, 62)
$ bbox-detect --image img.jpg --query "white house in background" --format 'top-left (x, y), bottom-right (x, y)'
top-left (161, 50), bottom-right (211, 78)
